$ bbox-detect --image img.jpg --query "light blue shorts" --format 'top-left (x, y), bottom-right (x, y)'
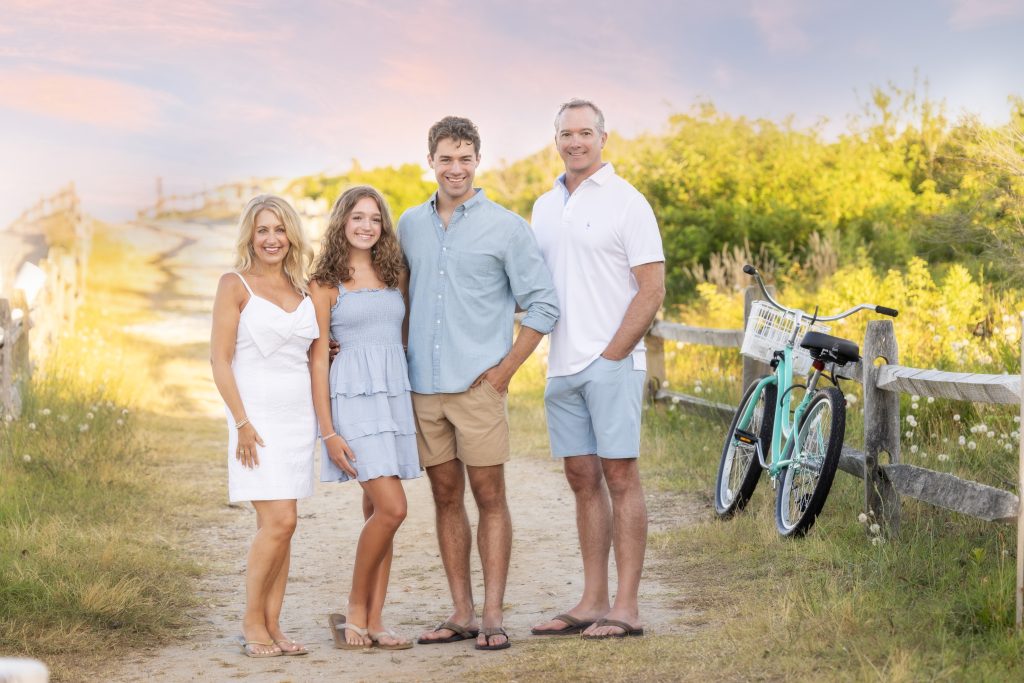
top-left (544, 355), bottom-right (646, 459)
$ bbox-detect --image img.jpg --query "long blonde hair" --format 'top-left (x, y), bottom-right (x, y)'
top-left (234, 194), bottom-right (312, 294)
top-left (310, 186), bottom-right (404, 289)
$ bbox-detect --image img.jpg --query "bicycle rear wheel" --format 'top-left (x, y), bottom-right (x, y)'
top-left (714, 377), bottom-right (776, 517)
top-left (775, 386), bottom-right (845, 537)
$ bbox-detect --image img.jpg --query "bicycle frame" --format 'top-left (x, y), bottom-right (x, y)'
top-left (736, 312), bottom-right (825, 480)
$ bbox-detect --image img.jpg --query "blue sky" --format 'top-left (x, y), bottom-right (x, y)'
top-left (1, 0), bottom-right (1022, 226)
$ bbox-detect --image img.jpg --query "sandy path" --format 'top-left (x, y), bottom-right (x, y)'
top-left (102, 218), bottom-right (698, 683)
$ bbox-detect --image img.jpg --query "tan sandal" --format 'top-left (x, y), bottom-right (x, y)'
top-left (273, 638), bottom-right (309, 655)
top-left (328, 613), bottom-right (372, 650)
top-left (369, 628), bottom-right (413, 650)
top-left (234, 635), bottom-right (282, 658)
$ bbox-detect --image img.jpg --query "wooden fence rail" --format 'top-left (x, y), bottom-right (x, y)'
top-left (643, 287), bottom-right (1024, 628)
top-left (0, 187), bottom-right (90, 418)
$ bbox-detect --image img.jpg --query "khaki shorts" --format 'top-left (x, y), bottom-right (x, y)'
top-left (411, 381), bottom-right (510, 468)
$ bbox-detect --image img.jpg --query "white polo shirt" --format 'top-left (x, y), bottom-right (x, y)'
top-left (531, 163), bottom-right (664, 378)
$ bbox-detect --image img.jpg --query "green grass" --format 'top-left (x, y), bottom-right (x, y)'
top-left (0, 227), bottom-right (207, 680)
top-left (472, 353), bottom-right (1024, 682)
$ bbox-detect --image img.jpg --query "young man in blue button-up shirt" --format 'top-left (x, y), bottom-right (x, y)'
top-left (398, 116), bottom-right (558, 651)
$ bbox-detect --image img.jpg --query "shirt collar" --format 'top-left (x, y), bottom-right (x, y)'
top-left (430, 188), bottom-right (486, 214)
top-left (554, 162), bottom-right (614, 193)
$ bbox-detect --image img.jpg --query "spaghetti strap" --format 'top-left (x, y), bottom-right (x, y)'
top-left (232, 271), bottom-right (255, 295)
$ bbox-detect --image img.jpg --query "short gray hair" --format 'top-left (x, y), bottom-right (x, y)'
top-left (554, 98), bottom-right (605, 133)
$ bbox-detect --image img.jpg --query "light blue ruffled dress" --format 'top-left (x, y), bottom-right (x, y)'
top-left (321, 286), bottom-right (421, 482)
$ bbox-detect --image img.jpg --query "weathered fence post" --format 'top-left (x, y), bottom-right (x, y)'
top-left (0, 298), bottom-right (16, 418)
top-left (645, 324), bottom-right (666, 403)
top-left (742, 285), bottom-right (775, 390)
top-left (1017, 313), bottom-right (1024, 630)
top-left (862, 320), bottom-right (900, 536)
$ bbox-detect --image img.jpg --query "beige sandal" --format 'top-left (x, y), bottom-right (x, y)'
top-left (273, 638), bottom-right (309, 656)
top-left (234, 635), bottom-right (282, 658)
top-left (328, 613), bottom-right (372, 650)
top-left (369, 628), bottom-right (413, 650)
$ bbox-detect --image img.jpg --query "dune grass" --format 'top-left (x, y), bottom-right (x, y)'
top-left (0, 227), bottom-right (211, 680)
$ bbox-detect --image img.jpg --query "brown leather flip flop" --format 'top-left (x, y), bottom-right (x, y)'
top-left (581, 618), bottom-right (645, 639)
top-left (416, 620), bottom-right (480, 645)
top-left (530, 613), bottom-right (596, 636)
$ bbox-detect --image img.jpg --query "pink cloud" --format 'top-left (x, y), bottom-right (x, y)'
top-left (0, 68), bottom-right (174, 131)
top-left (948, 0), bottom-right (1024, 30)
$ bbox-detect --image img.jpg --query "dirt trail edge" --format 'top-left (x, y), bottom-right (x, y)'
top-left (104, 219), bottom-right (700, 683)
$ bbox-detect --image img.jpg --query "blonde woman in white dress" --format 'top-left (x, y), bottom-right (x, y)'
top-left (211, 195), bottom-right (319, 658)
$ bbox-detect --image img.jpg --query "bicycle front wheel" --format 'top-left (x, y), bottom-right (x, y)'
top-left (775, 386), bottom-right (846, 537)
top-left (714, 377), bottom-right (776, 518)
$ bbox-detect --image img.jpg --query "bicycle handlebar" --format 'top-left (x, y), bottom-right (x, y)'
top-left (743, 264), bottom-right (899, 321)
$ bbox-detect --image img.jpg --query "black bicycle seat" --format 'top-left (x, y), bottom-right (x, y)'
top-left (800, 331), bottom-right (860, 365)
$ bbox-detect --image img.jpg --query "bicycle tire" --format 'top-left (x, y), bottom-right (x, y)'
top-left (775, 386), bottom-right (846, 537)
top-left (714, 377), bottom-right (776, 517)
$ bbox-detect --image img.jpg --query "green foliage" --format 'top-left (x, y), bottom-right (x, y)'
top-left (287, 162), bottom-right (434, 220)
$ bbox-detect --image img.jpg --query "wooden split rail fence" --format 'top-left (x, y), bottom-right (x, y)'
top-left (0, 186), bottom-right (90, 418)
top-left (643, 286), bottom-right (1024, 628)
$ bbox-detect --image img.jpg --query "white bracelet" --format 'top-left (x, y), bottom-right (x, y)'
top-left (322, 432), bottom-right (338, 441)
top-left (235, 417), bottom-right (250, 429)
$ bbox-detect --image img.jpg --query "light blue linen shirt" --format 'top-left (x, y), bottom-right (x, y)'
top-left (398, 189), bottom-right (559, 394)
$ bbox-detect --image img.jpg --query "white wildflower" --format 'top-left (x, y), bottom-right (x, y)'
top-left (858, 512), bottom-right (868, 524)
top-left (968, 441), bottom-right (977, 450)
top-left (911, 402), bottom-right (919, 410)
top-left (869, 523), bottom-right (881, 535)
top-left (1015, 416), bottom-right (1021, 424)
top-left (953, 414), bottom-right (961, 422)
top-left (905, 430), bottom-right (913, 439)
top-left (694, 385), bottom-right (703, 394)
top-left (86, 412), bottom-right (94, 420)
top-left (3, 414), bottom-right (12, 423)
top-left (845, 393), bottom-right (857, 405)
top-left (116, 419), bottom-right (125, 426)
top-left (912, 394), bottom-right (920, 402)
top-left (22, 454), bottom-right (31, 462)
top-left (910, 445), bottom-right (918, 454)
top-left (121, 408), bottom-right (129, 416)
top-left (958, 436), bottom-right (967, 446)
top-left (28, 422), bottom-right (36, 430)
top-left (79, 424), bottom-right (89, 433)
top-left (938, 453), bottom-right (950, 462)
top-left (59, 415), bottom-right (68, 423)
top-left (927, 397), bottom-right (935, 404)
top-left (987, 431), bottom-right (995, 439)
top-left (668, 404), bottom-right (676, 412)
top-left (872, 536), bottom-right (885, 547)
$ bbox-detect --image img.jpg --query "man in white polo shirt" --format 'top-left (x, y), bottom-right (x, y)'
top-left (530, 99), bottom-right (665, 640)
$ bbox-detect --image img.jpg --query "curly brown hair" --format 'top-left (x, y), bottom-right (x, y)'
top-left (428, 116), bottom-right (481, 157)
top-left (311, 186), bottom-right (405, 289)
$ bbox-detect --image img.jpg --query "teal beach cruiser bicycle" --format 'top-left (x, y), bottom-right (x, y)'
top-left (714, 265), bottom-right (898, 536)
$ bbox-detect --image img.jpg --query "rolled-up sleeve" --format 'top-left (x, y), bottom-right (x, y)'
top-left (505, 222), bottom-right (559, 334)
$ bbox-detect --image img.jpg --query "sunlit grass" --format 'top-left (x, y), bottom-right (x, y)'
top-left (0, 225), bottom-right (207, 680)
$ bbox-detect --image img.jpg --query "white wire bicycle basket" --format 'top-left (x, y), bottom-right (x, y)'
top-left (741, 300), bottom-right (830, 376)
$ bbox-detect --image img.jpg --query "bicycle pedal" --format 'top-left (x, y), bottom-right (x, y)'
top-left (733, 429), bottom-right (757, 445)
